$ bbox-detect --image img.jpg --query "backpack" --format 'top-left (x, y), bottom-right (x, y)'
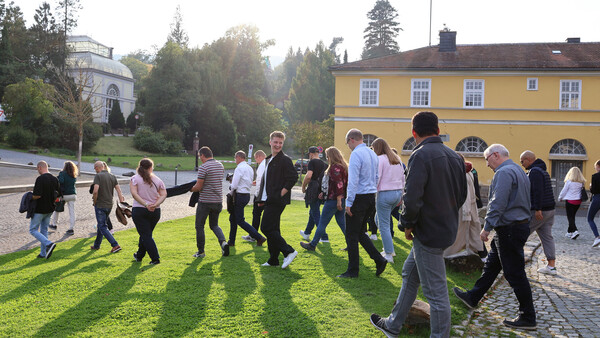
top-left (321, 173), bottom-right (329, 196)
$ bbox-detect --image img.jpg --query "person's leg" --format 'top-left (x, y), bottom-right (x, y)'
top-left (106, 216), bottom-right (113, 231)
top-left (310, 199), bottom-right (337, 247)
top-left (565, 201), bottom-right (578, 233)
top-left (376, 190), bottom-right (399, 254)
top-left (50, 210), bottom-right (59, 227)
top-left (66, 196), bottom-right (76, 231)
top-left (344, 197), bottom-right (366, 275)
top-left (383, 247), bottom-right (419, 334)
top-left (261, 204), bottom-right (291, 265)
top-left (535, 210), bottom-right (556, 266)
top-left (358, 194), bottom-right (387, 263)
top-left (93, 206), bottom-right (107, 248)
top-left (334, 199), bottom-right (346, 235)
top-left (195, 203), bottom-right (209, 253)
top-left (30, 213), bottom-right (52, 256)
top-left (98, 208), bottom-right (118, 247)
top-left (235, 194), bottom-right (264, 241)
top-left (228, 207), bottom-right (237, 245)
top-left (251, 199), bottom-right (264, 232)
top-left (587, 195), bottom-right (600, 237)
top-left (207, 203), bottom-right (226, 244)
top-left (467, 234), bottom-right (503, 303)
top-left (133, 207), bottom-right (161, 261)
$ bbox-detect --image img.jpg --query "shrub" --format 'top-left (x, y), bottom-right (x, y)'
top-left (126, 112), bottom-right (138, 131)
top-left (108, 100), bottom-right (125, 130)
top-left (161, 124), bottom-right (184, 143)
top-left (164, 140), bottom-right (183, 155)
top-left (0, 123), bottom-right (7, 142)
top-left (7, 126), bottom-right (37, 149)
top-left (133, 127), bottom-right (166, 153)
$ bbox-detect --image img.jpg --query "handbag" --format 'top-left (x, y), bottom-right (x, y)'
top-left (581, 186), bottom-right (589, 202)
top-left (55, 199), bottom-right (65, 212)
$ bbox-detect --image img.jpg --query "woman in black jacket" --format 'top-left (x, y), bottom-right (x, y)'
top-left (587, 160), bottom-right (600, 248)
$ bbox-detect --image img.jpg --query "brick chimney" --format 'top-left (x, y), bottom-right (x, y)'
top-left (439, 30), bottom-right (457, 52)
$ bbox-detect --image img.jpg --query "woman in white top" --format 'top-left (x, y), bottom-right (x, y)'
top-left (558, 167), bottom-right (586, 239)
top-left (372, 138), bottom-right (405, 263)
top-left (130, 158), bottom-right (167, 264)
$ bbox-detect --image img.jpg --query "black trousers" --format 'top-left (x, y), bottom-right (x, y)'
top-left (261, 203), bottom-right (294, 266)
top-left (252, 198), bottom-right (265, 232)
top-left (565, 200), bottom-right (580, 232)
top-left (132, 207), bottom-right (161, 261)
top-left (344, 193), bottom-right (386, 275)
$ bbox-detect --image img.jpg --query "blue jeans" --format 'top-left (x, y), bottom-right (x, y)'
top-left (376, 190), bottom-right (402, 254)
top-left (132, 207), bottom-right (161, 261)
top-left (310, 199), bottom-right (346, 247)
top-left (587, 194), bottom-right (600, 237)
top-left (229, 193), bottom-right (266, 245)
top-left (384, 238), bottom-right (451, 337)
top-left (29, 213), bottom-right (53, 256)
top-left (93, 207), bottom-right (118, 248)
top-left (304, 200), bottom-right (328, 240)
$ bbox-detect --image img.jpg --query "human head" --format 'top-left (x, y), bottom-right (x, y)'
top-left (345, 128), bottom-right (363, 151)
top-left (93, 161), bottom-right (104, 173)
top-left (137, 158), bottom-right (154, 184)
top-left (102, 161), bottom-right (111, 173)
top-left (325, 146), bottom-right (347, 173)
top-left (411, 111), bottom-right (440, 138)
top-left (371, 138), bottom-right (400, 165)
top-left (483, 144), bottom-right (510, 171)
top-left (595, 160), bottom-right (600, 172)
top-left (36, 161), bottom-right (49, 175)
top-left (564, 166), bottom-right (586, 183)
top-left (308, 146), bottom-right (319, 159)
top-left (519, 150), bottom-right (536, 169)
top-left (199, 146), bottom-right (213, 163)
top-left (235, 150), bottom-right (246, 164)
top-left (269, 131), bottom-right (286, 156)
top-left (63, 161), bottom-right (79, 178)
top-left (254, 150), bottom-right (266, 164)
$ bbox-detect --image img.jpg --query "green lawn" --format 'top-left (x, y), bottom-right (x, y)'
top-left (0, 201), bottom-right (477, 337)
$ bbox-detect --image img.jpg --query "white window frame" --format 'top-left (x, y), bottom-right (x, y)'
top-left (463, 80), bottom-right (484, 109)
top-left (359, 79), bottom-right (379, 106)
top-left (527, 78), bottom-right (538, 91)
top-left (559, 80), bottom-right (582, 110)
top-left (411, 79), bottom-right (431, 107)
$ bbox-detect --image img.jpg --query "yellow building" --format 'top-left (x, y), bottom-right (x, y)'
top-left (330, 31), bottom-right (600, 186)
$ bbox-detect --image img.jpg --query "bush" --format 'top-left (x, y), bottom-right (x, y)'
top-left (161, 124), bottom-right (184, 143)
top-left (7, 126), bottom-right (37, 149)
top-left (0, 123), bottom-right (7, 142)
top-left (133, 127), bottom-right (166, 153)
top-left (164, 140), bottom-right (183, 155)
top-left (126, 112), bottom-right (138, 131)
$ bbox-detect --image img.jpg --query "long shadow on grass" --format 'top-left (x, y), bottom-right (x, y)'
top-left (220, 250), bottom-right (256, 316)
top-left (32, 263), bottom-right (140, 337)
top-left (0, 250), bottom-right (42, 276)
top-left (152, 259), bottom-right (216, 337)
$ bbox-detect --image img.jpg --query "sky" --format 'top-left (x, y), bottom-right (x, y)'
top-left (14, 0), bottom-right (600, 67)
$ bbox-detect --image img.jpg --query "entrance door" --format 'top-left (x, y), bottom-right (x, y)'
top-left (551, 160), bottom-right (583, 198)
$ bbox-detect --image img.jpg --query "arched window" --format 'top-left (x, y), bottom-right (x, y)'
top-left (107, 84), bottom-right (120, 97)
top-left (550, 139), bottom-right (586, 156)
top-left (455, 137), bottom-right (488, 155)
top-left (104, 84), bottom-right (120, 123)
top-left (363, 134), bottom-right (377, 147)
top-left (401, 137), bottom-right (416, 155)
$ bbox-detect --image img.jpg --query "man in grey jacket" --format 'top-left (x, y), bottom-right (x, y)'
top-left (370, 111), bottom-right (467, 337)
top-left (453, 144), bottom-right (536, 331)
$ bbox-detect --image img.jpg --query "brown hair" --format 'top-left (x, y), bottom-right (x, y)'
top-left (371, 138), bottom-right (401, 165)
top-left (63, 161), bottom-right (79, 178)
top-left (199, 146), bottom-right (213, 158)
top-left (137, 158), bottom-right (154, 185)
top-left (324, 146), bottom-right (348, 174)
top-left (235, 150), bottom-right (246, 160)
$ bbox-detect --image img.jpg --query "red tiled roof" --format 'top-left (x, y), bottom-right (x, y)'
top-left (330, 42), bottom-right (600, 71)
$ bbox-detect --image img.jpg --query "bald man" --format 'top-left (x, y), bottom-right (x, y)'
top-left (30, 161), bottom-right (60, 259)
top-left (91, 161), bottom-right (124, 253)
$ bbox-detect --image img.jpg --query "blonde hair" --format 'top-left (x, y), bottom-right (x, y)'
top-left (371, 138), bottom-right (401, 165)
top-left (564, 166), bottom-right (586, 183)
top-left (270, 131), bottom-right (285, 140)
top-left (324, 146), bottom-right (347, 174)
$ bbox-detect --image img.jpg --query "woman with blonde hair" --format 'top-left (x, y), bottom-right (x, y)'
top-left (50, 161), bottom-right (79, 235)
top-left (300, 146), bottom-right (348, 251)
top-left (558, 166), bottom-right (586, 239)
top-left (371, 138), bottom-right (404, 263)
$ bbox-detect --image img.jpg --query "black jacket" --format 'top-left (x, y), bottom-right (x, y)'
top-left (258, 151), bottom-right (298, 206)
top-left (19, 191), bottom-right (37, 219)
top-left (591, 172), bottom-right (600, 196)
top-left (166, 180), bottom-right (199, 207)
top-left (400, 136), bottom-right (467, 248)
top-left (526, 159), bottom-right (556, 211)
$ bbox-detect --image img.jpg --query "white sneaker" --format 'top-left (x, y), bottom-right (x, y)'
top-left (537, 265), bottom-right (557, 275)
top-left (299, 230), bottom-right (310, 241)
top-left (370, 234), bottom-right (378, 241)
top-left (565, 232), bottom-right (573, 237)
top-left (242, 235), bottom-right (256, 242)
top-left (571, 231), bottom-right (580, 240)
top-left (383, 253), bottom-right (394, 263)
top-left (381, 250), bottom-right (396, 257)
top-left (592, 237), bottom-right (600, 248)
top-left (320, 239), bottom-right (330, 243)
top-left (282, 250), bottom-right (298, 269)
top-left (192, 252), bottom-right (205, 258)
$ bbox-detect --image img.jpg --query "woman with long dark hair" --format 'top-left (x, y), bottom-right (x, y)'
top-left (50, 161), bottom-right (78, 235)
top-left (130, 158), bottom-right (167, 264)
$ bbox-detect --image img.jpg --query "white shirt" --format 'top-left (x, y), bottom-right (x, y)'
top-left (255, 160), bottom-right (266, 197)
top-left (231, 161), bottom-right (254, 194)
top-left (260, 158), bottom-right (271, 201)
top-left (558, 180), bottom-right (583, 201)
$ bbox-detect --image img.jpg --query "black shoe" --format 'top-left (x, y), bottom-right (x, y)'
top-left (45, 243), bottom-right (56, 259)
top-left (300, 242), bottom-right (315, 251)
top-left (336, 271), bottom-right (358, 278)
top-left (133, 252), bottom-right (142, 262)
top-left (369, 313), bottom-right (397, 338)
top-left (375, 259), bottom-right (387, 276)
top-left (37, 254), bottom-right (45, 259)
top-left (221, 241), bottom-right (230, 256)
top-left (227, 241), bottom-right (235, 247)
top-left (66, 229), bottom-right (74, 235)
top-left (453, 287), bottom-right (476, 309)
top-left (49, 224), bottom-right (57, 230)
top-left (149, 260), bottom-right (160, 265)
top-left (503, 315), bottom-right (536, 330)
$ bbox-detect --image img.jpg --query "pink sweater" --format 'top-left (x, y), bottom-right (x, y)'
top-left (377, 155), bottom-right (405, 192)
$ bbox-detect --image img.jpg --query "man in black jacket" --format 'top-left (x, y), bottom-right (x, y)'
top-left (520, 150), bottom-right (557, 275)
top-left (30, 161), bottom-right (59, 259)
top-left (370, 112), bottom-right (467, 337)
top-left (257, 131), bottom-right (299, 268)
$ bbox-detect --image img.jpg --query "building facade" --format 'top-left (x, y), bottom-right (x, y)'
top-left (330, 32), bottom-right (600, 186)
top-left (67, 36), bottom-right (135, 124)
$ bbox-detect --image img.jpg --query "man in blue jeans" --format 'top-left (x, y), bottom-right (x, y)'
top-left (453, 144), bottom-right (537, 331)
top-left (300, 146), bottom-right (328, 242)
top-left (91, 161), bottom-right (125, 253)
top-left (30, 161), bottom-right (59, 259)
top-left (370, 112), bottom-right (467, 337)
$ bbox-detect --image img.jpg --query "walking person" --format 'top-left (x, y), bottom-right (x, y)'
top-left (588, 160), bottom-right (600, 248)
top-left (29, 161), bottom-right (59, 259)
top-left (453, 144), bottom-right (537, 331)
top-left (300, 146), bottom-right (348, 251)
top-left (338, 128), bottom-right (388, 278)
top-left (370, 112), bottom-right (467, 337)
top-left (130, 158), bottom-right (167, 265)
top-left (257, 131), bottom-right (299, 268)
top-left (91, 161), bottom-right (125, 253)
top-left (519, 150), bottom-right (558, 275)
top-left (243, 150), bottom-right (267, 242)
top-left (228, 150), bottom-right (266, 246)
top-left (372, 138), bottom-right (405, 264)
top-left (558, 166), bottom-right (586, 240)
top-left (300, 146), bottom-right (328, 242)
top-left (49, 161), bottom-right (78, 235)
top-left (190, 146), bottom-right (230, 258)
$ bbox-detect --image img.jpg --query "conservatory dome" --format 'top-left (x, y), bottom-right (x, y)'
top-left (66, 35), bottom-right (133, 79)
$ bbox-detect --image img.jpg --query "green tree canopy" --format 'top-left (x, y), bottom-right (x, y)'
top-left (3, 78), bottom-right (54, 130)
top-left (362, 0), bottom-right (402, 60)
top-left (108, 99), bottom-right (125, 129)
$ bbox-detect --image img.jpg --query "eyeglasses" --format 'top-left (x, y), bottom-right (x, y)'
top-left (485, 152), bottom-right (497, 162)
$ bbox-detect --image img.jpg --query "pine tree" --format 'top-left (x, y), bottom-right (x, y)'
top-left (362, 0), bottom-right (402, 60)
top-left (108, 99), bottom-right (125, 130)
top-left (167, 5), bottom-right (189, 48)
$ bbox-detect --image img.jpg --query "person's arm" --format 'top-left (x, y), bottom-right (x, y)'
top-left (483, 171), bottom-right (512, 231)
top-left (399, 155), bottom-right (427, 233)
top-left (345, 153), bottom-right (359, 211)
top-left (230, 167), bottom-right (241, 191)
top-left (130, 181), bottom-right (147, 208)
top-left (115, 184), bottom-right (125, 202)
top-left (302, 170), bottom-right (313, 193)
top-left (149, 187), bottom-right (167, 211)
top-left (92, 184), bottom-right (99, 205)
top-left (558, 180), bottom-right (570, 201)
top-left (191, 178), bottom-right (204, 192)
top-left (282, 156), bottom-right (298, 196)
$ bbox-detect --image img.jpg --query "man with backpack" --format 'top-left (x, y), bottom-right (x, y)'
top-left (299, 146), bottom-right (327, 242)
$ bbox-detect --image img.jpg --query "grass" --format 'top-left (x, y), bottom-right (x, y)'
top-left (0, 201), bottom-right (478, 337)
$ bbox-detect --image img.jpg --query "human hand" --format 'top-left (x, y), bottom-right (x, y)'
top-left (337, 201), bottom-right (343, 211)
top-left (535, 210), bottom-right (543, 220)
top-left (345, 206), bottom-right (353, 216)
top-left (480, 230), bottom-right (490, 242)
top-left (405, 228), bottom-right (414, 240)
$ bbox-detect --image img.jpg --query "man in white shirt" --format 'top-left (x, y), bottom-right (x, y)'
top-left (228, 150), bottom-right (266, 246)
top-left (244, 150), bottom-right (267, 242)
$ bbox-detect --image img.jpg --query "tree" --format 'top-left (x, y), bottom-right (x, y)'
top-left (56, 0), bottom-right (81, 37)
top-left (343, 49), bottom-right (348, 63)
top-left (167, 5), bottom-right (188, 48)
top-left (268, 46), bottom-right (304, 109)
top-left (328, 37), bottom-right (344, 64)
top-left (0, 3), bottom-right (29, 99)
top-left (288, 117), bottom-right (334, 158)
top-left (119, 56), bottom-right (149, 88)
top-left (30, 2), bottom-right (66, 79)
top-left (362, 0), bottom-right (402, 60)
top-left (3, 78), bottom-right (54, 131)
top-left (108, 99), bottom-right (125, 130)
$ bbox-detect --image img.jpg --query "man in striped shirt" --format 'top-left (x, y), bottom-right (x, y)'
top-left (191, 146), bottom-right (229, 258)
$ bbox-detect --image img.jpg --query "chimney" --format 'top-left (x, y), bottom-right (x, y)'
top-left (439, 30), bottom-right (457, 52)
top-left (566, 37), bottom-right (580, 43)
top-left (109, 47), bottom-right (114, 59)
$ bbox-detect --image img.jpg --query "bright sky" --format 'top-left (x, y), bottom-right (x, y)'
top-left (15, 0), bottom-right (600, 66)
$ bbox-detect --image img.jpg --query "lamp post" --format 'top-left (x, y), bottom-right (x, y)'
top-left (193, 131), bottom-right (199, 171)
